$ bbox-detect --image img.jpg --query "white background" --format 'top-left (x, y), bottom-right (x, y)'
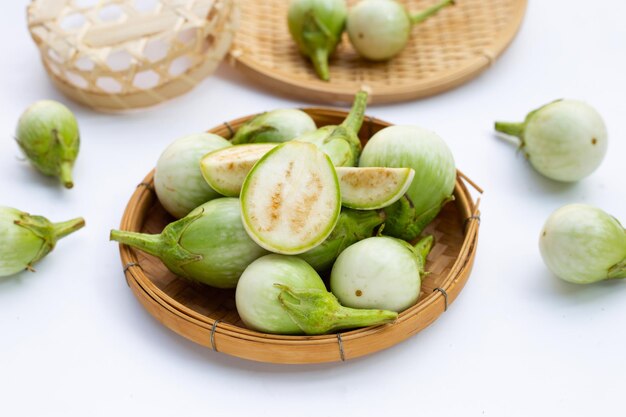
top-left (1, 1), bottom-right (625, 416)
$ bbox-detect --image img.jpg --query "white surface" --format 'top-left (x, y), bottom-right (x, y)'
top-left (1, 1), bottom-right (625, 416)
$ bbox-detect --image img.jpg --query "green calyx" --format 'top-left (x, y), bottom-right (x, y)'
top-left (323, 126), bottom-right (361, 166)
top-left (381, 195), bottom-right (453, 241)
top-left (299, 208), bottom-right (385, 271)
top-left (14, 212), bottom-right (85, 268)
top-left (410, 0), bottom-right (456, 25)
top-left (231, 114), bottom-right (278, 145)
top-left (377, 231), bottom-right (434, 275)
top-left (16, 100), bottom-right (80, 189)
top-left (300, 10), bottom-right (338, 81)
top-left (275, 284), bottom-right (398, 335)
top-left (110, 210), bottom-right (203, 278)
top-left (412, 235), bottom-right (434, 275)
top-left (494, 99), bottom-right (564, 147)
top-left (608, 258), bottom-right (626, 280)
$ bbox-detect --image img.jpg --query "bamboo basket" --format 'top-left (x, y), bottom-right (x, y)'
top-left (230, 0), bottom-right (527, 104)
top-left (116, 110), bottom-right (482, 364)
top-left (27, 0), bottom-right (238, 111)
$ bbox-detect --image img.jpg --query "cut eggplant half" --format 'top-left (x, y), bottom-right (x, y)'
top-left (336, 167), bottom-right (415, 210)
top-left (200, 144), bottom-right (277, 197)
top-left (241, 142), bottom-right (341, 255)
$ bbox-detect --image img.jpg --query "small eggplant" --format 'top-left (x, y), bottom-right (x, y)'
top-left (288, 0), bottom-right (348, 81)
top-left (110, 198), bottom-right (267, 288)
top-left (16, 100), bottom-right (80, 189)
top-left (0, 206), bottom-right (85, 277)
top-left (154, 133), bottom-right (231, 218)
top-left (495, 100), bottom-right (608, 182)
top-left (347, 0), bottom-right (455, 61)
top-left (330, 235), bottom-right (433, 312)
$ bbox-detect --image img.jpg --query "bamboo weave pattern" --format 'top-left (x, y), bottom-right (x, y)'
top-left (231, 0), bottom-right (526, 103)
top-left (28, 0), bottom-right (238, 110)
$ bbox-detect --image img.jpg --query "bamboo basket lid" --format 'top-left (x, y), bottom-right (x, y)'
top-left (116, 109), bottom-right (482, 364)
top-left (27, 0), bottom-right (238, 111)
top-left (230, 0), bottom-right (527, 104)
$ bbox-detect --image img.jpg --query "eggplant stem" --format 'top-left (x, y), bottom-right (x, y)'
top-left (341, 91), bottom-right (369, 134)
top-left (494, 121), bottom-right (525, 139)
top-left (311, 48), bottom-right (330, 81)
top-left (330, 306), bottom-right (398, 332)
top-left (276, 284), bottom-right (397, 335)
top-left (59, 161), bottom-right (74, 189)
top-left (410, 0), bottom-right (455, 25)
top-left (414, 235), bottom-right (434, 274)
top-left (53, 218), bottom-right (85, 240)
top-left (110, 230), bottom-right (162, 258)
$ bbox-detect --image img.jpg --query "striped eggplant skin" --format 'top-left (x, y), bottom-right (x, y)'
top-left (110, 198), bottom-right (267, 289)
top-left (359, 125), bottom-right (456, 240)
top-left (154, 133), bottom-right (232, 219)
top-left (0, 206), bottom-right (85, 277)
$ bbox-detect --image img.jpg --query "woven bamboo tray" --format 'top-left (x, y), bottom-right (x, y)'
top-left (230, 0), bottom-right (527, 104)
top-left (27, 0), bottom-right (238, 111)
top-left (116, 110), bottom-right (482, 364)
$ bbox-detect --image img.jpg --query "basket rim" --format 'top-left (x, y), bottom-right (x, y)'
top-left (229, 0), bottom-right (528, 104)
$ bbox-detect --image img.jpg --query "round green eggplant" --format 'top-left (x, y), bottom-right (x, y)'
top-left (110, 198), bottom-right (267, 288)
top-left (16, 100), bottom-right (80, 188)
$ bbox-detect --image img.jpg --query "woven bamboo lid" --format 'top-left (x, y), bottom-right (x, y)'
top-left (230, 0), bottom-right (527, 104)
top-left (116, 109), bottom-right (483, 364)
top-left (27, 0), bottom-right (238, 111)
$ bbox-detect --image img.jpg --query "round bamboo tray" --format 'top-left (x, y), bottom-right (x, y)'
top-left (27, 0), bottom-right (238, 111)
top-left (116, 110), bottom-right (482, 364)
top-left (229, 0), bottom-right (527, 104)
